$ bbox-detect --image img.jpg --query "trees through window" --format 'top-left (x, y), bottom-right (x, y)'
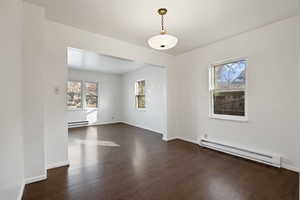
top-left (85, 82), bottom-right (98, 108)
top-left (67, 80), bottom-right (98, 110)
top-left (135, 80), bottom-right (146, 109)
top-left (67, 81), bottom-right (82, 109)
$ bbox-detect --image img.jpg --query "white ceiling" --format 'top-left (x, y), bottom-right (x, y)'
top-left (67, 47), bottom-right (155, 74)
top-left (26, 0), bottom-right (300, 55)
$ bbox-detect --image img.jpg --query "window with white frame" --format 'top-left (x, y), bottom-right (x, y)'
top-left (67, 80), bottom-right (98, 110)
top-left (209, 59), bottom-right (247, 120)
top-left (84, 82), bottom-right (98, 109)
top-left (67, 80), bottom-right (82, 109)
top-left (135, 80), bottom-right (146, 109)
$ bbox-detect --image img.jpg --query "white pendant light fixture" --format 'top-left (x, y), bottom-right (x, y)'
top-left (148, 8), bottom-right (178, 50)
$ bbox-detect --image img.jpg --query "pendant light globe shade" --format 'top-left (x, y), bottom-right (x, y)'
top-left (148, 34), bottom-right (178, 50)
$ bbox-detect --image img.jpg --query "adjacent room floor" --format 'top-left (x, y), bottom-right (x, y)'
top-left (23, 123), bottom-right (299, 200)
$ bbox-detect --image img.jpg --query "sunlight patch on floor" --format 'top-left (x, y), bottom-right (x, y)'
top-left (74, 139), bottom-right (120, 147)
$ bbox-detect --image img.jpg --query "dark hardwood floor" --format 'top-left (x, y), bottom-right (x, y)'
top-left (23, 123), bottom-right (299, 200)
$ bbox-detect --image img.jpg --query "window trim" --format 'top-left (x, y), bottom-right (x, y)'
top-left (135, 79), bottom-right (146, 110)
top-left (208, 58), bottom-right (248, 122)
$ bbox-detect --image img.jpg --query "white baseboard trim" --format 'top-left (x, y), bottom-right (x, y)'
top-left (70, 121), bottom-right (165, 136)
top-left (167, 136), bottom-right (300, 173)
top-left (47, 160), bottom-right (69, 170)
top-left (281, 163), bottom-right (300, 173)
top-left (17, 181), bottom-right (25, 200)
top-left (121, 121), bottom-right (164, 135)
top-left (163, 136), bottom-right (199, 144)
top-left (176, 136), bottom-right (199, 145)
top-left (25, 174), bottom-right (47, 184)
top-left (162, 136), bottom-right (177, 141)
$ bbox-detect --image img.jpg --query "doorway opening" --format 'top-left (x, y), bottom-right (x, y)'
top-left (65, 47), bottom-right (167, 168)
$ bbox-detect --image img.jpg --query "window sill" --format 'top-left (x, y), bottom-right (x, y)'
top-left (209, 114), bottom-right (248, 122)
top-left (67, 108), bottom-right (83, 111)
top-left (67, 108), bottom-right (99, 111)
top-left (85, 108), bottom-right (98, 110)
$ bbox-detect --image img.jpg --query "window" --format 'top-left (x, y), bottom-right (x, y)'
top-left (67, 81), bottom-right (82, 109)
top-left (85, 82), bottom-right (98, 108)
top-left (135, 80), bottom-right (146, 109)
top-left (67, 80), bottom-right (98, 109)
top-left (209, 59), bottom-right (247, 121)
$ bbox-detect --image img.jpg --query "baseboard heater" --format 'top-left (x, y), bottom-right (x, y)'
top-left (68, 121), bottom-right (89, 128)
top-left (200, 138), bottom-right (281, 168)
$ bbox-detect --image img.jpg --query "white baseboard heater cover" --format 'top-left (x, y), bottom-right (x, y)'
top-left (200, 139), bottom-right (281, 168)
top-left (68, 121), bottom-right (89, 128)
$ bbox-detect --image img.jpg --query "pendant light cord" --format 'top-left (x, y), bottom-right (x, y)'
top-left (161, 15), bottom-right (165, 33)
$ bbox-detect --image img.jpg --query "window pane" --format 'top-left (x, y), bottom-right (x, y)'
top-left (214, 60), bottom-right (246, 89)
top-left (67, 81), bottom-right (82, 109)
top-left (136, 80), bottom-right (145, 95)
top-left (85, 82), bottom-right (98, 108)
top-left (136, 95), bottom-right (145, 109)
top-left (213, 91), bottom-right (245, 116)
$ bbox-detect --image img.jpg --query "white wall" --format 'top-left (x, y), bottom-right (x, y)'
top-left (23, 2), bottom-right (46, 183)
top-left (20, 2), bottom-right (172, 187)
top-left (67, 69), bottom-right (122, 124)
top-left (42, 8), bottom-right (173, 168)
top-left (122, 66), bottom-right (167, 135)
top-left (1, 3), bottom-right (299, 199)
top-left (168, 15), bottom-right (300, 171)
top-left (67, 66), bottom-right (167, 136)
top-left (0, 0), bottom-right (24, 199)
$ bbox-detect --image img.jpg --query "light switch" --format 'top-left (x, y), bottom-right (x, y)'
top-left (54, 86), bottom-right (60, 95)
